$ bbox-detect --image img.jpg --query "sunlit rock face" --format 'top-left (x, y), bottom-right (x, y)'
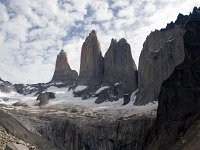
top-left (78, 30), bottom-right (104, 86)
top-left (51, 50), bottom-right (78, 85)
top-left (134, 19), bottom-right (186, 105)
top-left (76, 31), bottom-right (138, 104)
top-left (103, 38), bottom-right (138, 94)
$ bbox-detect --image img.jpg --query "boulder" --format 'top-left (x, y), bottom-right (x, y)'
top-left (103, 38), bottom-right (138, 94)
top-left (37, 92), bottom-right (55, 106)
top-left (51, 50), bottom-right (78, 85)
top-left (78, 30), bottom-right (104, 86)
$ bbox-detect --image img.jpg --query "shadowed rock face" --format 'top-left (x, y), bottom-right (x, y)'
top-left (78, 30), bottom-right (104, 86)
top-left (144, 9), bottom-right (200, 150)
top-left (103, 38), bottom-right (138, 94)
top-left (51, 50), bottom-right (78, 85)
top-left (0, 78), bottom-right (16, 93)
top-left (9, 108), bottom-right (155, 150)
top-left (134, 22), bottom-right (185, 105)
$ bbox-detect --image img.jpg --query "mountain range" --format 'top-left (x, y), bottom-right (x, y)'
top-left (0, 6), bottom-right (199, 150)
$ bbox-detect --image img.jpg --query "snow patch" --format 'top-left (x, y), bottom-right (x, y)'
top-left (95, 86), bottom-right (109, 94)
top-left (74, 85), bottom-right (87, 92)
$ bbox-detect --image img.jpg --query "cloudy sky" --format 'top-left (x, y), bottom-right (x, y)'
top-left (0, 0), bottom-right (199, 84)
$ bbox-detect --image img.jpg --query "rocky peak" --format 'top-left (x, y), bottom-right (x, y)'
top-left (135, 17), bottom-right (185, 105)
top-left (103, 38), bottom-right (138, 93)
top-left (51, 50), bottom-right (78, 85)
top-left (89, 30), bottom-right (96, 36)
top-left (118, 38), bottom-right (127, 44)
top-left (56, 50), bottom-right (71, 70)
top-left (78, 30), bottom-right (104, 86)
top-left (192, 6), bottom-right (200, 14)
top-left (189, 6), bottom-right (200, 21)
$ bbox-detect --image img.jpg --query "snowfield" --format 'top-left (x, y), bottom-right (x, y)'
top-left (0, 86), bottom-right (158, 118)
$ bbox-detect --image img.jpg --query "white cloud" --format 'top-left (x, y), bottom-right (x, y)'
top-left (0, 3), bottom-right (9, 22)
top-left (0, 0), bottom-right (199, 83)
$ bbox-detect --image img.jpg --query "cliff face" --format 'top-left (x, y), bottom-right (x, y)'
top-left (75, 31), bottom-right (138, 103)
top-left (51, 50), bottom-right (78, 85)
top-left (9, 108), bottom-right (155, 150)
top-left (145, 9), bottom-right (200, 150)
top-left (39, 115), bottom-right (154, 150)
top-left (103, 38), bottom-right (138, 94)
top-left (78, 30), bottom-right (104, 86)
top-left (134, 23), bottom-right (185, 105)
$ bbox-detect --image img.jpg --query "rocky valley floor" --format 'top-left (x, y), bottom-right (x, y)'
top-left (0, 87), bottom-right (157, 150)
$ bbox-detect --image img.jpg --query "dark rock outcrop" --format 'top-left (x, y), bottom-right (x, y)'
top-left (123, 94), bottom-right (131, 105)
top-left (14, 82), bottom-right (66, 96)
top-left (51, 50), bottom-right (78, 85)
top-left (103, 38), bottom-right (138, 93)
top-left (37, 92), bottom-right (55, 106)
top-left (135, 17), bottom-right (185, 105)
top-left (145, 8), bottom-right (200, 150)
top-left (95, 83), bottom-right (124, 104)
top-left (0, 78), bottom-right (16, 93)
top-left (78, 30), bottom-right (104, 86)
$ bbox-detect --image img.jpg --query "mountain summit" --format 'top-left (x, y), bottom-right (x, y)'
top-left (103, 38), bottom-right (138, 93)
top-left (51, 50), bottom-right (78, 85)
top-left (78, 30), bottom-right (104, 86)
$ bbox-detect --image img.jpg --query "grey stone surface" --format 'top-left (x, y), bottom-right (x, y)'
top-left (51, 50), bottom-right (78, 85)
top-left (78, 30), bottom-right (104, 86)
top-left (103, 38), bottom-right (138, 94)
top-left (10, 109), bottom-right (155, 150)
top-left (134, 26), bottom-right (185, 105)
top-left (37, 92), bottom-right (55, 106)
